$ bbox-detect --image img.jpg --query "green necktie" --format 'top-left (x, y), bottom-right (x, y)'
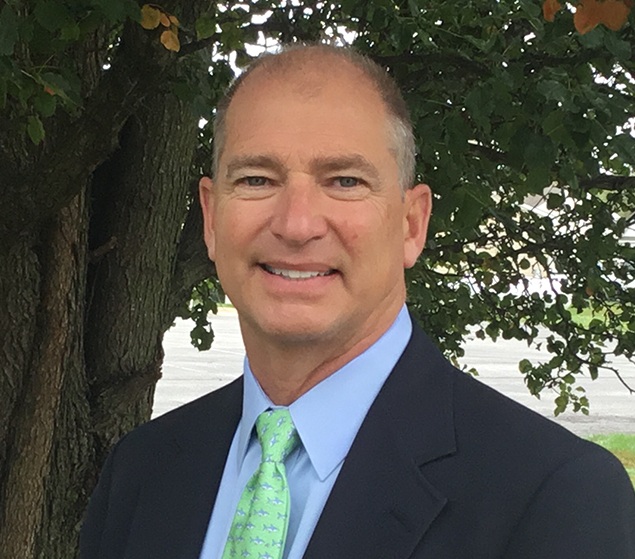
top-left (222, 408), bottom-right (300, 559)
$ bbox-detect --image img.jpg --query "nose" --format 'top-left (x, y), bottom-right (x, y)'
top-left (269, 175), bottom-right (327, 245)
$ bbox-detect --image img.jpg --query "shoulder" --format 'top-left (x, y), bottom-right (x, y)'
top-left (396, 324), bottom-right (635, 555)
top-left (110, 376), bottom-right (243, 471)
top-left (402, 322), bottom-right (628, 490)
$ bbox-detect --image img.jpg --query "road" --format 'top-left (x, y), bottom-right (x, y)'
top-left (155, 307), bottom-right (635, 436)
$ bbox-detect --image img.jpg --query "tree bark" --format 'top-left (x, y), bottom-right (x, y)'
top-left (0, 191), bottom-right (88, 558)
top-left (85, 88), bottom-right (197, 461)
top-left (0, 17), bottom-right (214, 559)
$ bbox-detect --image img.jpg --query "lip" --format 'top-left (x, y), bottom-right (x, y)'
top-left (257, 262), bottom-right (340, 292)
top-left (259, 261), bottom-right (336, 274)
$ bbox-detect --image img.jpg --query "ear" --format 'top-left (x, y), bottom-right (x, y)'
top-left (403, 183), bottom-right (432, 269)
top-left (199, 176), bottom-right (216, 261)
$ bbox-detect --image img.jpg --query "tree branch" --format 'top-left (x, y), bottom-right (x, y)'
top-left (374, 51), bottom-right (490, 76)
top-left (0, 24), bottom-right (176, 244)
top-left (166, 191), bottom-right (216, 327)
top-left (580, 175), bottom-right (635, 191)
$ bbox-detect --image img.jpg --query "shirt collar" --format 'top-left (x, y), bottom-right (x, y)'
top-left (236, 305), bottom-right (412, 480)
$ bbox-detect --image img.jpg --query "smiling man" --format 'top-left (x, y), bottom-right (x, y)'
top-left (198, 50), bottom-right (429, 406)
top-left (80, 45), bottom-right (635, 559)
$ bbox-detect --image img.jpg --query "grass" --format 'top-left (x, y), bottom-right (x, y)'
top-left (588, 433), bottom-right (635, 487)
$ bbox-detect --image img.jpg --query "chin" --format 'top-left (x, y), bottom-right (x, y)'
top-left (251, 313), bottom-right (340, 346)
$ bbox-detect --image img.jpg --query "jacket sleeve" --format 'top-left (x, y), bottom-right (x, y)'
top-left (502, 445), bottom-right (635, 558)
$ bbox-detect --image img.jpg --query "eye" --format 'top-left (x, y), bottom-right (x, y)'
top-left (243, 176), bottom-right (268, 187)
top-left (336, 177), bottom-right (360, 188)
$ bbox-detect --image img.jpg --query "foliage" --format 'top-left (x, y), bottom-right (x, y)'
top-left (140, 4), bottom-right (181, 51)
top-left (345, 0), bottom-right (635, 415)
top-left (177, 276), bottom-right (225, 350)
top-left (1, 0), bottom-right (634, 420)
top-left (0, 0), bottom-right (138, 144)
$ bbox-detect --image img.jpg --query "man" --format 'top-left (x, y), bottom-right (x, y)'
top-left (80, 45), bottom-right (635, 559)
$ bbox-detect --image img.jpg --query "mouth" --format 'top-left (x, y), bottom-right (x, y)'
top-left (260, 264), bottom-right (337, 280)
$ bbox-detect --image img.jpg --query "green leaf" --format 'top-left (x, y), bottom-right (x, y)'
top-left (452, 186), bottom-right (484, 231)
top-left (27, 115), bottom-right (45, 145)
top-left (408, 0), bottom-right (421, 16)
top-left (603, 32), bottom-right (631, 60)
top-left (0, 4), bottom-right (19, 56)
top-left (546, 192), bottom-right (564, 210)
top-left (39, 72), bottom-right (69, 95)
top-left (190, 324), bottom-right (214, 351)
top-left (196, 13), bottom-right (216, 40)
top-left (60, 22), bottom-right (80, 41)
top-left (34, 0), bottom-right (73, 33)
top-left (465, 86), bottom-right (494, 133)
top-left (524, 133), bottom-right (556, 170)
top-left (541, 110), bottom-right (571, 147)
top-left (518, 358), bottom-right (532, 373)
top-left (537, 80), bottom-right (568, 104)
top-left (33, 91), bottom-right (57, 117)
top-left (525, 166), bottom-right (550, 191)
top-left (90, 0), bottom-right (139, 23)
top-left (444, 111), bottom-right (471, 155)
top-left (554, 393), bottom-right (568, 416)
top-left (577, 27), bottom-right (603, 48)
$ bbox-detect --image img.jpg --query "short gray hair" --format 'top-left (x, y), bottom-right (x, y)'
top-left (212, 44), bottom-right (416, 192)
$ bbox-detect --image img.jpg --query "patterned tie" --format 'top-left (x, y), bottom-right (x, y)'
top-left (222, 408), bottom-right (300, 559)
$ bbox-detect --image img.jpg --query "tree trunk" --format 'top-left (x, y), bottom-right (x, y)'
top-left (0, 191), bottom-right (90, 558)
top-left (85, 89), bottom-right (196, 462)
top-left (0, 2), bottom-right (220, 555)
top-left (0, 78), bottom-right (210, 559)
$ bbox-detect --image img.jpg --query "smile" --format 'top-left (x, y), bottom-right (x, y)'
top-left (261, 264), bottom-right (335, 280)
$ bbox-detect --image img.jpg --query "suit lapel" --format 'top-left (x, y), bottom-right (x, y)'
top-left (304, 325), bottom-right (456, 559)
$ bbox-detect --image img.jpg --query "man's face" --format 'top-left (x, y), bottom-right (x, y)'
top-left (200, 60), bottom-right (431, 356)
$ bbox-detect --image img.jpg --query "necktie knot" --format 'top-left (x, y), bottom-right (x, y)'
top-left (256, 408), bottom-right (299, 463)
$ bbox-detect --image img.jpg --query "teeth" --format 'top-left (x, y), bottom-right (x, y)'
top-left (264, 265), bottom-right (332, 279)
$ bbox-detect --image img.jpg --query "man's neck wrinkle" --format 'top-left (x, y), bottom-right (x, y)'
top-left (247, 349), bottom-right (354, 406)
top-left (245, 327), bottom-right (391, 406)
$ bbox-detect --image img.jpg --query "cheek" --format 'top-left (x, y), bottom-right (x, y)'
top-left (214, 203), bottom-right (272, 267)
top-left (215, 205), bottom-right (251, 246)
top-left (336, 204), bottom-right (394, 244)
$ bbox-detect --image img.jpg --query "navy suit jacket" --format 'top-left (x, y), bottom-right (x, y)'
top-left (80, 324), bottom-right (635, 558)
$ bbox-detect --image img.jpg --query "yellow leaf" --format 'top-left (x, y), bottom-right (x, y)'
top-left (160, 12), bottom-right (170, 27)
top-left (140, 4), bottom-right (161, 30)
top-left (574, 0), bottom-right (632, 34)
top-left (169, 15), bottom-right (179, 26)
top-left (574, 0), bottom-right (600, 33)
top-left (542, 0), bottom-right (562, 22)
top-left (160, 29), bottom-right (180, 52)
top-left (599, 0), bottom-right (632, 30)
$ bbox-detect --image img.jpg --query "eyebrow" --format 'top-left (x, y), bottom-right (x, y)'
top-left (224, 153), bottom-right (380, 183)
top-left (309, 154), bottom-right (381, 183)
top-left (225, 155), bottom-right (287, 179)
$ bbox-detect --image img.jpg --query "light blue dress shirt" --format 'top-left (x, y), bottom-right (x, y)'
top-left (198, 306), bottom-right (412, 559)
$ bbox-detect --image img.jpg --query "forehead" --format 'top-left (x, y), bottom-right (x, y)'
top-left (221, 58), bottom-right (395, 162)
top-left (233, 54), bottom-right (382, 105)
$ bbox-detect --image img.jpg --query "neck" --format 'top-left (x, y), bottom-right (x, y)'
top-left (241, 307), bottom-right (403, 405)
top-left (247, 346), bottom-right (359, 406)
